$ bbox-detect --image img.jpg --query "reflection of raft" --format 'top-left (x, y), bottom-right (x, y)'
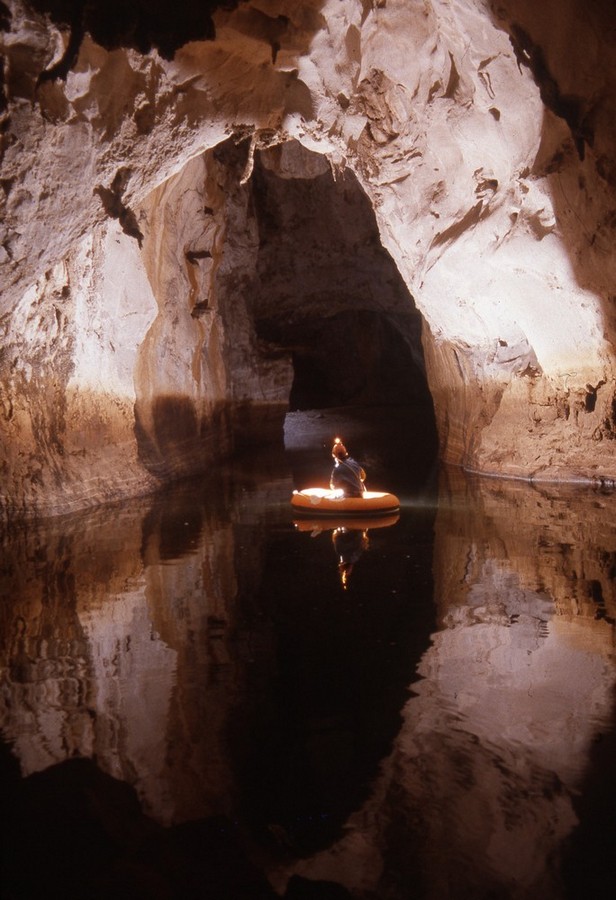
top-left (291, 487), bottom-right (400, 517)
top-left (293, 513), bottom-right (399, 532)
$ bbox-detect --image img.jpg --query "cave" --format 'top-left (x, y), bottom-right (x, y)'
top-left (248, 142), bottom-right (431, 413)
top-left (1, 0), bottom-right (616, 516)
top-left (2, 2), bottom-right (616, 899)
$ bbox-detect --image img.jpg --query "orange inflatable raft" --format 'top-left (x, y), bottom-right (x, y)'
top-left (291, 487), bottom-right (400, 517)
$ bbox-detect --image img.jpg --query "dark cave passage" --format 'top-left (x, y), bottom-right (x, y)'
top-left (243, 141), bottom-right (439, 490)
top-left (249, 142), bottom-right (435, 415)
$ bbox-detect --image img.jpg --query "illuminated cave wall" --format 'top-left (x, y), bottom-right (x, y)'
top-left (1, 0), bottom-right (616, 516)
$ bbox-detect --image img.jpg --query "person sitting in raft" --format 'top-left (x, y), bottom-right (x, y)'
top-left (330, 437), bottom-right (366, 498)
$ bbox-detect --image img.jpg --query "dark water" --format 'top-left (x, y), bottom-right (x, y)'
top-left (1, 410), bottom-right (616, 899)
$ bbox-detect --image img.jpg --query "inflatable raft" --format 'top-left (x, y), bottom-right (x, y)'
top-left (291, 487), bottom-right (400, 517)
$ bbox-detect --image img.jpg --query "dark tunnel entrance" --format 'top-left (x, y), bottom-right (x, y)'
top-left (247, 140), bottom-right (439, 492)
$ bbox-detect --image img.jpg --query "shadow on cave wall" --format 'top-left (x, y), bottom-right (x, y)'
top-left (23, 1), bottom-right (236, 73)
top-left (19, 1), bottom-right (328, 82)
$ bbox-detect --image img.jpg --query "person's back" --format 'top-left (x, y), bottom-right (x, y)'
top-left (330, 437), bottom-right (366, 498)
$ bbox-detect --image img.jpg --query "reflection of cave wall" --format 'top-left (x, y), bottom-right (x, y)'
top-left (0, 474), bottom-right (274, 824)
top-left (283, 469), bottom-right (616, 897)
top-left (3, 0), bottom-right (616, 516)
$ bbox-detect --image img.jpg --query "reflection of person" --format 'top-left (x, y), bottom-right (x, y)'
top-left (332, 526), bottom-right (369, 589)
top-left (330, 437), bottom-right (366, 498)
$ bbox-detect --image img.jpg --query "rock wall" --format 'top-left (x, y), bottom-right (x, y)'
top-left (2, 0), bottom-right (616, 515)
top-left (419, 0), bottom-right (616, 483)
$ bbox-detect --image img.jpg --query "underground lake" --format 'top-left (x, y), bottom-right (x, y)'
top-left (1, 409), bottom-right (615, 899)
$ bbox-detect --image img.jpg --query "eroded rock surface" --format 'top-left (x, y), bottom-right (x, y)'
top-left (1, 0), bottom-right (616, 515)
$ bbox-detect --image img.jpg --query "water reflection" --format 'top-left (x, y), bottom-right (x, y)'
top-left (240, 506), bottom-right (434, 858)
top-left (0, 484), bottom-right (242, 825)
top-left (293, 515), bottom-right (399, 588)
top-left (284, 467), bottom-right (616, 899)
top-left (0, 460), bottom-right (615, 898)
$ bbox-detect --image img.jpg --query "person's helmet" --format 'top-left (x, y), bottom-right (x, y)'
top-left (332, 437), bottom-right (348, 459)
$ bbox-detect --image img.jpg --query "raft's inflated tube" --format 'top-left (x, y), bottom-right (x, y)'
top-left (291, 487), bottom-right (400, 517)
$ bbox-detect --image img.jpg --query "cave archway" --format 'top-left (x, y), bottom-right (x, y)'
top-left (246, 140), bottom-right (439, 489)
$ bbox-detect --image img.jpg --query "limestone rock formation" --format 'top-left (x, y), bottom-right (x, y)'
top-left (1, 0), bottom-right (616, 516)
